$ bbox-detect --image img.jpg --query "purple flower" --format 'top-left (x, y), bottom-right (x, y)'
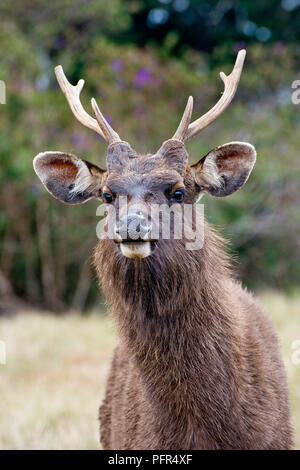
top-left (133, 68), bottom-right (151, 88)
top-left (53, 36), bottom-right (66, 51)
top-left (115, 78), bottom-right (126, 90)
top-left (45, 125), bottom-right (60, 138)
top-left (234, 41), bottom-right (247, 52)
top-left (134, 106), bottom-right (146, 117)
top-left (72, 133), bottom-right (86, 147)
top-left (111, 59), bottom-right (124, 73)
top-left (273, 42), bottom-right (285, 56)
top-left (71, 133), bottom-right (93, 150)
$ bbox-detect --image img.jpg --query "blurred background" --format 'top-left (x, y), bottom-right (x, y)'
top-left (0, 0), bottom-right (299, 449)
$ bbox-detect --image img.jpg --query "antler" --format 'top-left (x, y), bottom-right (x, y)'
top-left (173, 50), bottom-right (246, 143)
top-left (172, 96), bottom-right (194, 142)
top-left (54, 65), bottom-right (121, 145)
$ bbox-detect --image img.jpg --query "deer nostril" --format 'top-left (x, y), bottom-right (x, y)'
top-left (115, 213), bottom-right (152, 241)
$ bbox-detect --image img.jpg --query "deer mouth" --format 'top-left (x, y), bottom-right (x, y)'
top-left (115, 239), bottom-right (157, 259)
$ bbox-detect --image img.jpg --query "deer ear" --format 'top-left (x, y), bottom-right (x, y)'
top-left (33, 152), bottom-right (107, 204)
top-left (191, 142), bottom-right (256, 197)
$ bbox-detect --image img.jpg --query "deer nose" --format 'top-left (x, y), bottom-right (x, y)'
top-left (115, 213), bottom-right (151, 241)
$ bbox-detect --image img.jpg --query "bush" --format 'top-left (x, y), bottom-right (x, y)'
top-left (0, 9), bottom-right (299, 310)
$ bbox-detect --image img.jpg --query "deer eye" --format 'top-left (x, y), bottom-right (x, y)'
top-left (103, 192), bottom-right (113, 203)
top-left (171, 189), bottom-right (185, 202)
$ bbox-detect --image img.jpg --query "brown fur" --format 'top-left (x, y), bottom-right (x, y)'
top-left (93, 145), bottom-right (292, 450)
top-left (34, 139), bottom-right (292, 450)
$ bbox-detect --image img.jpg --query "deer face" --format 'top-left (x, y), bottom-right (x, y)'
top-left (102, 140), bottom-right (189, 259)
top-left (34, 50), bottom-right (256, 260)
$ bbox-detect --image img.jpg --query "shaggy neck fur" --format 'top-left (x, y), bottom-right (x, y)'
top-left (94, 220), bottom-right (257, 449)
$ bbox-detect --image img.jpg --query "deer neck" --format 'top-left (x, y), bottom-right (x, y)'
top-left (95, 222), bottom-right (244, 447)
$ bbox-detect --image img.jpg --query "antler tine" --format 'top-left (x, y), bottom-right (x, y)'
top-left (172, 96), bottom-right (193, 142)
top-left (54, 65), bottom-right (121, 144)
top-left (184, 49), bottom-right (246, 142)
top-left (91, 98), bottom-right (121, 145)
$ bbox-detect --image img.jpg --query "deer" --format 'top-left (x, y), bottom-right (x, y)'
top-left (33, 50), bottom-right (292, 450)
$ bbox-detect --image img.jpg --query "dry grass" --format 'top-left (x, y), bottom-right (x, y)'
top-left (0, 291), bottom-right (299, 449)
top-left (0, 312), bottom-right (116, 449)
top-left (259, 291), bottom-right (300, 449)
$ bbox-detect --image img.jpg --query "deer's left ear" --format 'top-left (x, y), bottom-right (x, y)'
top-left (33, 152), bottom-right (107, 204)
top-left (191, 142), bottom-right (256, 197)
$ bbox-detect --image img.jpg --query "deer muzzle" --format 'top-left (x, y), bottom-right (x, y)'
top-left (114, 212), bottom-right (153, 259)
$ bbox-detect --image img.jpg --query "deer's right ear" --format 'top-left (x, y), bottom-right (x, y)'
top-left (33, 152), bottom-right (107, 204)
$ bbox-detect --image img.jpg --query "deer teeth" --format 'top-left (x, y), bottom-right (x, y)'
top-left (120, 241), bottom-right (152, 259)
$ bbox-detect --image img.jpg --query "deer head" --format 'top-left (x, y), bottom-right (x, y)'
top-left (34, 50), bottom-right (256, 260)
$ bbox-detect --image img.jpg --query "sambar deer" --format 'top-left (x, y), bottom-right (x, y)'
top-left (33, 50), bottom-right (292, 449)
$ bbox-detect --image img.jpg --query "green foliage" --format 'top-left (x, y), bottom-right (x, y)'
top-left (121, 0), bottom-right (300, 56)
top-left (0, 3), bottom-right (299, 311)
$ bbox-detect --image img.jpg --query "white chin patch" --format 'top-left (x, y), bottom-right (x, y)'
top-left (120, 242), bottom-right (151, 259)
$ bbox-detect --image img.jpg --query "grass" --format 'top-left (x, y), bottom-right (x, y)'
top-left (0, 313), bottom-right (116, 450)
top-left (0, 291), bottom-right (299, 449)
